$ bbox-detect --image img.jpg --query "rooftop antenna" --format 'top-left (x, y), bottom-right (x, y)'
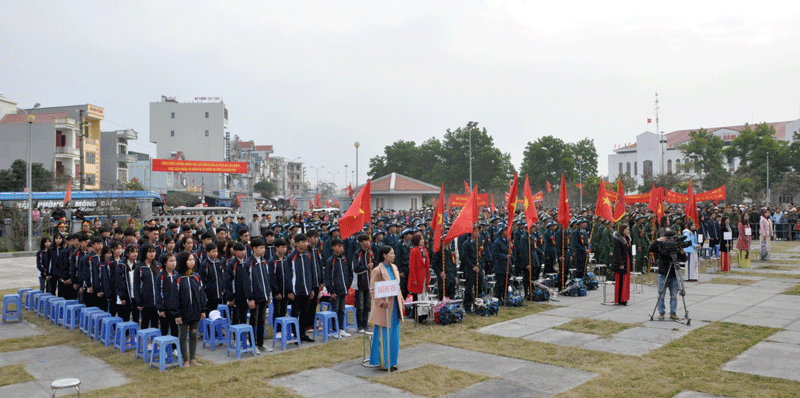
top-left (655, 93), bottom-right (664, 176)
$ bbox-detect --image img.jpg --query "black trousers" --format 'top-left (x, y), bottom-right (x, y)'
top-left (290, 295), bottom-right (311, 336)
top-left (160, 311), bottom-right (179, 337)
top-left (205, 297), bottom-right (220, 317)
top-left (233, 300), bottom-right (249, 326)
top-left (140, 306), bottom-right (159, 330)
top-left (494, 273), bottom-right (507, 299)
top-left (250, 301), bottom-right (268, 347)
top-left (117, 303), bottom-right (140, 324)
top-left (464, 278), bottom-right (478, 312)
top-left (302, 287), bottom-right (320, 332)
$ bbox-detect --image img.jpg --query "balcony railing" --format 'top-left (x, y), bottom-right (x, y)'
top-left (117, 153), bottom-right (137, 163)
top-left (55, 146), bottom-right (80, 156)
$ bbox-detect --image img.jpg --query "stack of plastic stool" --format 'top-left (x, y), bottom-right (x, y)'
top-left (99, 316), bottom-right (123, 346)
top-left (114, 321), bottom-right (139, 353)
top-left (135, 328), bottom-right (162, 362)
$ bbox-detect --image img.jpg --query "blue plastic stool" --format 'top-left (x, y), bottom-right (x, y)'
top-left (319, 301), bottom-right (332, 312)
top-left (313, 311), bottom-right (340, 343)
top-left (344, 305), bottom-right (357, 331)
top-left (48, 297), bottom-right (66, 324)
top-left (198, 318), bottom-right (210, 339)
top-left (202, 318), bottom-right (228, 351)
top-left (150, 336), bottom-right (182, 371)
top-left (53, 299), bottom-right (77, 326)
top-left (227, 324), bottom-right (258, 359)
top-left (272, 316), bottom-right (301, 350)
top-left (99, 316), bottom-right (123, 345)
top-left (18, 288), bottom-right (33, 306)
top-left (89, 312), bottom-right (111, 340)
top-left (79, 307), bottom-right (103, 335)
top-left (64, 303), bottom-right (86, 330)
top-left (25, 290), bottom-right (42, 310)
top-left (114, 321), bottom-right (139, 353)
top-left (216, 304), bottom-right (231, 324)
top-left (2, 294), bottom-right (23, 324)
top-left (34, 293), bottom-right (53, 317)
top-left (135, 328), bottom-right (162, 362)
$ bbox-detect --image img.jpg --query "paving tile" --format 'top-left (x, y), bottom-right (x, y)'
top-left (448, 379), bottom-right (539, 398)
top-left (325, 382), bottom-right (423, 398)
top-left (722, 314), bottom-right (794, 328)
top-left (270, 368), bottom-right (368, 397)
top-left (765, 330), bottom-right (800, 345)
top-left (0, 380), bottom-right (47, 398)
top-left (673, 391), bottom-right (731, 398)
top-left (580, 336), bottom-right (662, 356)
top-left (614, 326), bottom-right (687, 344)
top-left (509, 314), bottom-right (573, 328)
top-left (522, 328), bottom-right (599, 347)
top-left (499, 362), bottom-right (597, 395)
top-left (476, 320), bottom-right (543, 339)
top-left (537, 306), bottom-right (605, 319)
top-left (723, 341), bottom-right (800, 382)
top-left (0, 320), bottom-right (45, 340)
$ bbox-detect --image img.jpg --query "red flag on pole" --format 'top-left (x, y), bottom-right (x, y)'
top-left (444, 186), bottom-right (478, 244)
top-left (432, 184), bottom-right (445, 253)
top-left (686, 180), bottom-right (699, 226)
top-left (490, 194), bottom-right (496, 214)
top-left (64, 179), bottom-right (72, 203)
top-left (613, 178), bottom-right (626, 222)
top-left (596, 179), bottom-right (614, 221)
top-left (464, 181), bottom-right (470, 194)
top-left (346, 183), bottom-right (354, 197)
top-left (340, 180), bottom-right (371, 240)
top-left (648, 182), bottom-right (664, 219)
top-left (648, 118), bottom-right (652, 123)
top-left (557, 174), bottom-right (570, 229)
top-left (506, 173), bottom-right (518, 237)
top-left (546, 180), bottom-right (552, 193)
top-left (523, 175), bottom-right (539, 228)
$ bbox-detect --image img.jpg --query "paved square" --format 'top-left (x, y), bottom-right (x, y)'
top-left (723, 341), bottom-right (800, 382)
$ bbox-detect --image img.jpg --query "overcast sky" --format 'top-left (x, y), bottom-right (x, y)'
top-left (3, 1), bottom-right (799, 190)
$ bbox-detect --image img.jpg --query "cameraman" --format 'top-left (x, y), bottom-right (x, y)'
top-left (649, 230), bottom-right (687, 320)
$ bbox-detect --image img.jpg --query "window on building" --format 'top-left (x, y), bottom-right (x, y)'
top-left (205, 112), bottom-right (209, 118)
top-left (618, 162), bottom-right (623, 176)
top-left (56, 131), bottom-right (65, 147)
top-left (626, 162), bottom-right (631, 176)
top-left (667, 159), bottom-right (672, 173)
top-left (634, 161), bottom-right (638, 176)
top-left (86, 174), bottom-right (96, 185)
top-left (779, 195), bottom-right (793, 204)
top-left (643, 160), bottom-right (653, 179)
top-left (86, 152), bottom-right (96, 164)
top-left (171, 130), bottom-right (175, 137)
top-left (205, 130), bottom-right (209, 137)
top-left (411, 197), bottom-right (418, 211)
top-left (171, 112), bottom-right (175, 119)
top-left (118, 144), bottom-right (126, 155)
top-left (675, 159), bottom-right (681, 173)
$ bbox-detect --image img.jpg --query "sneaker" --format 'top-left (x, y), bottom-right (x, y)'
top-left (670, 313), bottom-right (679, 320)
top-left (274, 332), bottom-right (281, 339)
top-left (658, 313), bottom-right (665, 320)
top-left (254, 347), bottom-right (261, 355)
top-left (261, 346), bottom-right (273, 352)
top-left (300, 335), bottom-right (315, 343)
top-left (340, 330), bottom-right (351, 337)
top-left (358, 329), bottom-right (365, 333)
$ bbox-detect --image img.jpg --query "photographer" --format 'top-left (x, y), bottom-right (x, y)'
top-left (649, 230), bottom-right (687, 320)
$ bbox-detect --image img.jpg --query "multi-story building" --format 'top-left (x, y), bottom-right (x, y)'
top-left (27, 104), bottom-right (105, 190)
top-left (268, 156), bottom-right (305, 195)
top-left (0, 112), bottom-right (80, 190)
top-left (149, 96), bottom-right (229, 190)
top-left (100, 129), bottom-right (138, 189)
top-left (608, 119), bottom-right (800, 186)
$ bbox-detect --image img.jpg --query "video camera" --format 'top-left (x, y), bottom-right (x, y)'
top-left (658, 234), bottom-right (691, 256)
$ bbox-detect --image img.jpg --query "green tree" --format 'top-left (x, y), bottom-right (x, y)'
top-left (724, 123), bottom-right (789, 191)
top-left (570, 138), bottom-right (598, 185)
top-left (678, 128), bottom-right (725, 178)
top-left (368, 140), bottom-right (420, 179)
top-left (520, 136), bottom-right (575, 191)
top-left (0, 159), bottom-right (54, 192)
top-left (125, 178), bottom-right (145, 191)
top-left (253, 180), bottom-right (277, 197)
top-left (439, 126), bottom-right (515, 192)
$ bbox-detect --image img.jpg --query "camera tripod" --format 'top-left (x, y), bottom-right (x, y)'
top-left (649, 261), bottom-right (691, 325)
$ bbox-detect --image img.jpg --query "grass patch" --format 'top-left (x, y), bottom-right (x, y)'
top-left (554, 318), bottom-right (633, 337)
top-left (729, 271), bottom-right (800, 279)
top-left (0, 364), bottom-right (34, 387)
top-left (758, 265), bottom-right (798, 271)
top-left (780, 285), bottom-right (800, 295)
top-left (703, 278), bottom-right (756, 286)
top-left (374, 363), bottom-right (489, 397)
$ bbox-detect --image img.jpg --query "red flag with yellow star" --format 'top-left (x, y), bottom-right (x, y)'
top-left (506, 173), bottom-right (519, 237)
top-left (596, 178), bottom-right (614, 222)
top-left (444, 186), bottom-right (478, 244)
top-left (557, 174), bottom-right (570, 229)
top-left (612, 177), bottom-right (626, 222)
top-left (339, 179), bottom-right (371, 240)
top-left (523, 174), bottom-right (539, 228)
top-left (432, 184), bottom-right (445, 253)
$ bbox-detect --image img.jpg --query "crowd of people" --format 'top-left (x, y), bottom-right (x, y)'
top-left (29, 199), bottom-right (786, 369)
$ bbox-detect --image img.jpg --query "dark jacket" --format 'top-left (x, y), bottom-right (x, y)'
top-left (324, 254), bottom-right (352, 296)
top-left (267, 255), bottom-right (285, 298)
top-left (134, 262), bottom-right (159, 308)
top-left (612, 231), bottom-right (632, 275)
top-left (283, 249), bottom-right (314, 296)
top-left (169, 274), bottom-right (207, 323)
top-left (492, 236), bottom-right (510, 275)
top-left (226, 257), bottom-right (252, 303)
top-left (36, 249), bottom-right (49, 278)
top-left (155, 271), bottom-right (179, 311)
top-left (201, 257), bottom-right (224, 301)
top-left (247, 256), bottom-right (271, 303)
top-left (648, 240), bottom-right (687, 277)
top-left (352, 247), bottom-right (372, 291)
top-left (460, 237), bottom-right (483, 282)
top-left (113, 259), bottom-right (137, 305)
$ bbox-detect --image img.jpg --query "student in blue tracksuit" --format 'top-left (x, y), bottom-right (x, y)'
top-left (268, 238), bottom-right (288, 337)
top-left (170, 251), bottom-right (207, 367)
top-left (48, 233), bottom-right (66, 295)
top-left (156, 252), bottom-right (179, 338)
top-left (225, 242), bottom-right (251, 325)
top-left (200, 243), bottom-right (223, 316)
top-left (283, 234), bottom-right (315, 342)
top-left (114, 244), bottom-right (139, 323)
top-left (246, 238), bottom-right (272, 352)
top-left (134, 244), bottom-right (160, 330)
top-left (324, 238), bottom-right (353, 337)
top-left (37, 237), bottom-right (51, 292)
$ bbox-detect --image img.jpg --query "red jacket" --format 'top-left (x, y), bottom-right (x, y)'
top-left (408, 245), bottom-right (430, 294)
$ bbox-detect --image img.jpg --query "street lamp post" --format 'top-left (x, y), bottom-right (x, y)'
top-left (577, 155), bottom-right (583, 209)
top-left (766, 151), bottom-right (770, 208)
top-left (310, 166), bottom-right (325, 193)
top-left (354, 142), bottom-right (360, 187)
top-left (466, 121), bottom-right (478, 187)
top-left (344, 164), bottom-right (348, 186)
top-left (22, 103), bottom-right (41, 252)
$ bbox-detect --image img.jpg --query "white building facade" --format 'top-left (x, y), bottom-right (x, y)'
top-left (608, 119), bottom-right (800, 186)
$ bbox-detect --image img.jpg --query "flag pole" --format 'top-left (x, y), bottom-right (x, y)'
top-left (528, 231), bottom-right (533, 300)
top-left (561, 228), bottom-right (565, 290)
